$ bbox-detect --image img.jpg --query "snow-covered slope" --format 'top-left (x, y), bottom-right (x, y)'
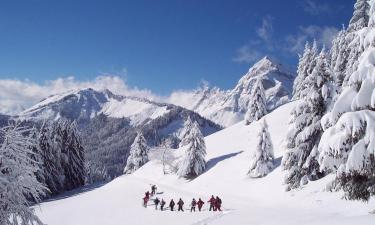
top-left (35, 101), bottom-right (375, 225)
top-left (169, 56), bottom-right (295, 127)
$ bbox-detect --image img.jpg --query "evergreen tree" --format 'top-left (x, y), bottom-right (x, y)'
top-left (248, 119), bottom-right (274, 178)
top-left (177, 121), bottom-right (206, 178)
top-left (179, 116), bottom-right (194, 148)
top-left (64, 121), bottom-right (85, 189)
top-left (245, 78), bottom-right (267, 125)
top-left (348, 0), bottom-right (370, 32)
top-left (283, 50), bottom-right (331, 190)
top-left (124, 132), bottom-right (149, 174)
top-left (330, 27), bottom-right (349, 89)
top-left (37, 120), bottom-right (85, 196)
top-left (0, 123), bottom-right (46, 225)
top-left (293, 42), bottom-right (312, 100)
top-left (38, 121), bottom-right (64, 195)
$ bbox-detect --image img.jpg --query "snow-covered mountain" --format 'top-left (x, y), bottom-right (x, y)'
top-left (19, 88), bottom-right (222, 180)
top-left (169, 56), bottom-right (295, 127)
top-left (34, 101), bottom-right (375, 225)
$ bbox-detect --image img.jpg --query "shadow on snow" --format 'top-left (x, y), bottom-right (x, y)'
top-left (205, 151), bottom-right (244, 173)
top-left (42, 182), bottom-right (108, 203)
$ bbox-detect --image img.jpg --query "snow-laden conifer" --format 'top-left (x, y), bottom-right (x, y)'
top-left (348, 0), bottom-right (370, 32)
top-left (283, 49), bottom-right (331, 190)
top-left (124, 132), bottom-right (149, 174)
top-left (0, 123), bottom-right (46, 225)
top-left (177, 121), bottom-right (206, 178)
top-left (179, 116), bottom-right (194, 148)
top-left (248, 119), bottom-right (274, 178)
top-left (245, 78), bottom-right (267, 125)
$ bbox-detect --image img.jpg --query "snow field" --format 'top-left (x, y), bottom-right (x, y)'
top-left (35, 101), bottom-right (375, 225)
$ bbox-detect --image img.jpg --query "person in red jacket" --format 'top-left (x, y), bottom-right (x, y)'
top-left (197, 198), bottom-right (205, 212)
top-left (215, 196), bottom-right (222, 211)
top-left (143, 196), bottom-right (149, 208)
top-left (208, 195), bottom-right (216, 211)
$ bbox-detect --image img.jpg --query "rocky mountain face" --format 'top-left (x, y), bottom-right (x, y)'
top-left (19, 88), bottom-right (222, 181)
top-left (170, 56), bottom-right (295, 127)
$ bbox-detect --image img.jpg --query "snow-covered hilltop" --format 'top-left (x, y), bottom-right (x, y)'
top-left (170, 56), bottom-right (295, 127)
top-left (21, 88), bottom-right (170, 126)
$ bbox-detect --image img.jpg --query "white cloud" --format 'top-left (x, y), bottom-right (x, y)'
top-left (302, 0), bottom-right (330, 15)
top-left (256, 16), bottom-right (274, 42)
top-left (0, 76), bottom-right (159, 115)
top-left (232, 45), bottom-right (262, 64)
top-left (233, 16), bottom-right (273, 64)
top-left (285, 25), bottom-right (339, 53)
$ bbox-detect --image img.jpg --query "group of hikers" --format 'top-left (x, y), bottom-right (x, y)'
top-left (142, 185), bottom-right (223, 212)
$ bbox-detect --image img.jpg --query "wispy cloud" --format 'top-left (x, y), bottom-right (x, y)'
top-left (233, 16), bottom-right (274, 64)
top-left (301, 0), bottom-right (330, 15)
top-left (285, 25), bottom-right (339, 53)
top-left (256, 16), bottom-right (274, 42)
top-left (232, 45), bottom-right (262, 64)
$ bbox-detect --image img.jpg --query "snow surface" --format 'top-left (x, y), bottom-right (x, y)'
top-left (100, 97), bottom-right (170, 126)
top-left (34, 101), bottom-right (375, 225)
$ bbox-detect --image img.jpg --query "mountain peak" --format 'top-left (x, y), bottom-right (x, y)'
top-left (247, 55), bottom-right (293, 77)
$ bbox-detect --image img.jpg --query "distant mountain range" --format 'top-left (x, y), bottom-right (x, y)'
top-left (169, 56), bottom-right (295, 127)
top-left (3, 55), bottom-right (295, 180)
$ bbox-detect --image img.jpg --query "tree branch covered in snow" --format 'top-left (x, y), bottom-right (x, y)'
top-left (0, 123), bottom-right (46, 225)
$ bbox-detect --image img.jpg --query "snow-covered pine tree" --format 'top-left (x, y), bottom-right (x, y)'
top-left (282, 49), bottom-right (331, 190)
top-left (348, 0), bottom-right (370, 32)
top-left (177, 121), bottom-right (206, 179)
top-left (248, 119), bottom-right (274, 178)
top-left (27, 126), bottom-right (44, 183)
top-left (38, 121), bottom-right (64, 195)
top-left (318, 1), bottom-right (375, 201)
top-left (330, 27), bottom-right (349, 89)
top-left (37, 120), bottom-right (85, 195)
top-left (123, 132), bottom-right (149, 174)
top-left (0, 123), bottom-right (46, 225)
top-left (245, 78), bottom-right (267, 125)
top-left (293, 42), bottom-right (312, 100)
top-left (64, 121), bottom-right (85, 189)
top-left (293, 41), bottom-right (320, 100)
top-left (179, 116), bottom-right (194, 148)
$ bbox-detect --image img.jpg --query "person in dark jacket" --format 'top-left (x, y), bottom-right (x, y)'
top-left (169, 199), bottom-right (175, 211)
top-left (145, 191), bottom-right (150, 199)
top-left (154, 197), bottom-right (160, 210)
top-left (190, 198), bottom-right (197, 212)
top-left (215, 196), bottom-right (222, 211)
top-left (151, 185), bottom-right (157, 196)
top-left (177, 198), bottom-right (184, 212)
top-left (208, 195), bottom-right (216, 211)
top-left (160, 199), bottom-right (166, 211)
top-left (197, 198), bottom-right (205, 212)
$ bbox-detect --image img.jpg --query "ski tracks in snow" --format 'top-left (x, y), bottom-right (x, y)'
top-left (190, 210), bottom-right (233, 225)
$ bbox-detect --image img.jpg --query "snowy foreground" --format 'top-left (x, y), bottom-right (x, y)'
top-left (35, 101), bottom-right (375, 225)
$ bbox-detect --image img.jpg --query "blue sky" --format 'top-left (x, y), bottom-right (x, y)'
top-left (0, 0), bottom-right (354, 94)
